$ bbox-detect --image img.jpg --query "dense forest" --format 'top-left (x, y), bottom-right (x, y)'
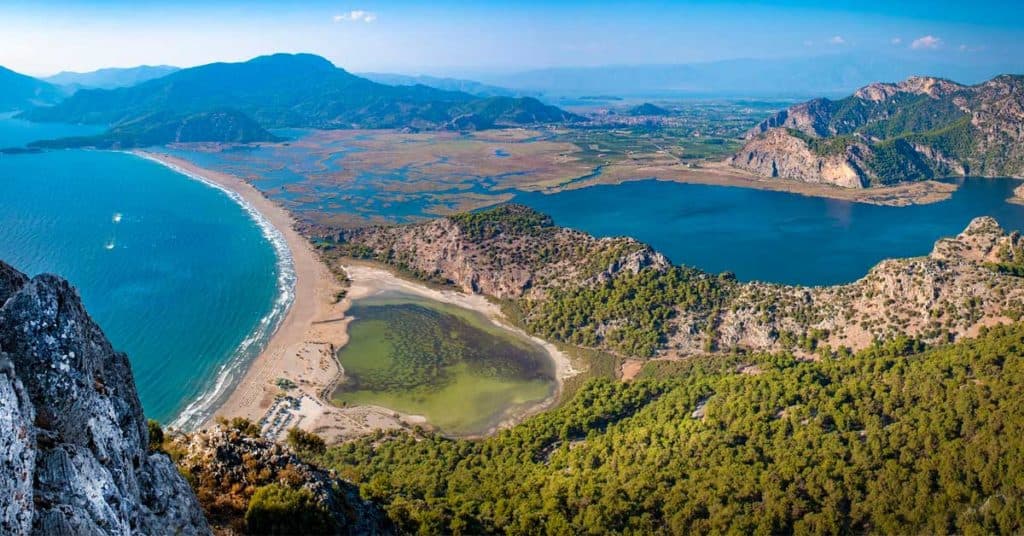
top-left (303, 324), bottom-right (1024, 534)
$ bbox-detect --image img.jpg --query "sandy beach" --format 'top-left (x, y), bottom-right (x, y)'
top-left (135, 151), bottom-right (576, 442)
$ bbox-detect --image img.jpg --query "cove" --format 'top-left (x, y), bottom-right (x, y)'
top-left (332, 291), bottom-right (555, 436)
top-left (0, 117), bottom-right (285, 424)
top-left (513, 177), bottom-right (1024, 286)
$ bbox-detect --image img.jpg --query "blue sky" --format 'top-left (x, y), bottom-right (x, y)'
top-left (1, 0), bottom-right (1022, 75)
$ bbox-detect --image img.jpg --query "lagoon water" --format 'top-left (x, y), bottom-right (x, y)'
top-left (334, 291), bottom-right (554, 436)
top-left (0, 117), bottom-right (284, 424)
top-left (514, 178), bottom-right (1024, 285)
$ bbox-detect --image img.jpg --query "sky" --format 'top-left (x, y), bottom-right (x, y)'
top-left (1, 0), bottom-right (1022, 76)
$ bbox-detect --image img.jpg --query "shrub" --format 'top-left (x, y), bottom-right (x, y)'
top-left (147, 419), bottom-right (164, 452)
top-left (287, 427), bottom-right (326, 455)
top-left (245, 484), bottom-right (336, 535)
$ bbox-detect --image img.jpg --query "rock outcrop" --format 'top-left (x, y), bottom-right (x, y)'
top-left (731, 74), bottom-right (1024, 187)
top-left (675, 217), bottom-right (1024, 356)
top-left (327, 204), bottom-right (670, 300)
top-left (171, 425), bottom-right (390, 534)
top-left (0, 261), bottom-right (209, 535)
top-left (728, 128), bottom-right (870, 187)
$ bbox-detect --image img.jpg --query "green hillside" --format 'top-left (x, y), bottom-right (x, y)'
top-left (21, 53), bottom-right (577, 137)
top-left (313, 323), bottom-right (1024, 534)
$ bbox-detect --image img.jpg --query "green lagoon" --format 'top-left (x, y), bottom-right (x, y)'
top-left (332, 292), bottom-right (555, 436)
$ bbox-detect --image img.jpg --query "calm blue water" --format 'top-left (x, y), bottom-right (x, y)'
top-left (165, 130), bottom-right (1024, 286)
top-left (0, 117), bottom-right (286, 425)
top-left (514, 178), bottom-right (1024, 285)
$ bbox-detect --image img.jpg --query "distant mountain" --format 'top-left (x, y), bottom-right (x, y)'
top-left (473, 53), bottom-right (1024, 98)
top-left (359, 72), bottom-right (529, 98)
top-left (627, 103), bottom-right (671, 116)
top-left (30, 109), bottom-right (280, 149)
top-left (730, 75), bottom-right (1024, 187)
top-left (22, 53), bottom-right (577, 143)
top-left (43, 65), bottom-right (179, 90)
top-left (0, 66), bottom-right (62, 111)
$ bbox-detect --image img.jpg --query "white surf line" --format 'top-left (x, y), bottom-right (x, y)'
top-left (131, 152), bottom-right (297, 430)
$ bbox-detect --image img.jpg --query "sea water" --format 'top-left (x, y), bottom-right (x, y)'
top-left (0, 117), bottom-right (289, 426)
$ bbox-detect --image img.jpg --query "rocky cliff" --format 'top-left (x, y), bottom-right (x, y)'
top-left (728, 127), bottom-right (870, 187)
top-left (0, 261), bottom-right (209, 535)
top-left (326, 204), bottom-right (671, 300)
top-left (169, 424), bottom-right (390, 535)
top-left (731, 74), bottom-right (1024, 187)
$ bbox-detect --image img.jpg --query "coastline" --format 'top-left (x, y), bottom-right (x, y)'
top-left (1011, 183), bottom-right (1024, 205)
top-left (581, 160), bottom-right (958, 207)
top-left (133, 151), bottom-right (298, 430)
top-left (136, 150), bottom-right (577, 442)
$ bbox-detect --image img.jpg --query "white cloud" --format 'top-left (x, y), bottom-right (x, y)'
top-left (890, 37), bottom-right (902, 45)
top-left (333, 10), bottom-right (377, 23)
top-left (910, 35), bottom-right (942, 50)
top-left (828, 35), bottom-right (845, 45)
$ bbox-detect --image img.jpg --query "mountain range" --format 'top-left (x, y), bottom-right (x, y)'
top-left (0, 67), bottom-right (62, 111)
top-left (730, 74), bottom-right (1024, 187)
top-left (469, 53), bottom-right (1024, 98)
top-left (359, 72), bottom-right (531, 98)
top-left (43, 65), bottom-right (180, 91)
top-left (18, 53), bottom-right (576, 148)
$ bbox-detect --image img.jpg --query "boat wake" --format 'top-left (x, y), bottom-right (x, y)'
top-left (133, 152), bottom-right (297, 431)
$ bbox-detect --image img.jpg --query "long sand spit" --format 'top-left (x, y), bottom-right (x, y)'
top-left (136, 150), bottom-right (576, 442)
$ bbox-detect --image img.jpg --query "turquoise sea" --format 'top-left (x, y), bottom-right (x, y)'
top-left (0, 117), bottom-right (289, 426)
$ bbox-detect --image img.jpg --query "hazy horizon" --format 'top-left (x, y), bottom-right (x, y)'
top-left (2, 0), bottom-right (1023, 78)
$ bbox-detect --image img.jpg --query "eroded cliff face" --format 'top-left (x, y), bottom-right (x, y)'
top-left (332, 204), bottom-right (670, 300)
top-left (732, 74), bottom-right (1024, 187)
top-left (0, 261), bottom-right (209, 535)
top-left (728, 128), bottom-right (870, 188)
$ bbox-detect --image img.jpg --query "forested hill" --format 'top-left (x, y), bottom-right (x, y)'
top-left (730, 74), bottom-right (1024, 187)
top-left (29, 110), bottom-right (281, 149)
top-left (20, 53), bottom-right (577, 139)
top-left (314, 321), bottom-right (1024, 534)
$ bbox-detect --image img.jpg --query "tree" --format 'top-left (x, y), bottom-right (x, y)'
top-left (245, 484), bottom-right (336, 535)
top-left (287, 427), bottom-right (326, 455)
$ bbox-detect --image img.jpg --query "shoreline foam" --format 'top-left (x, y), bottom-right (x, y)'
top-left (132, 151), bottom-right (297, 430)
top-left (136, 150), bottom-right (576, 442)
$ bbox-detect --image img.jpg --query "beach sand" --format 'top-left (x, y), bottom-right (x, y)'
top-left (136, 151), bottom-right (575, 442)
